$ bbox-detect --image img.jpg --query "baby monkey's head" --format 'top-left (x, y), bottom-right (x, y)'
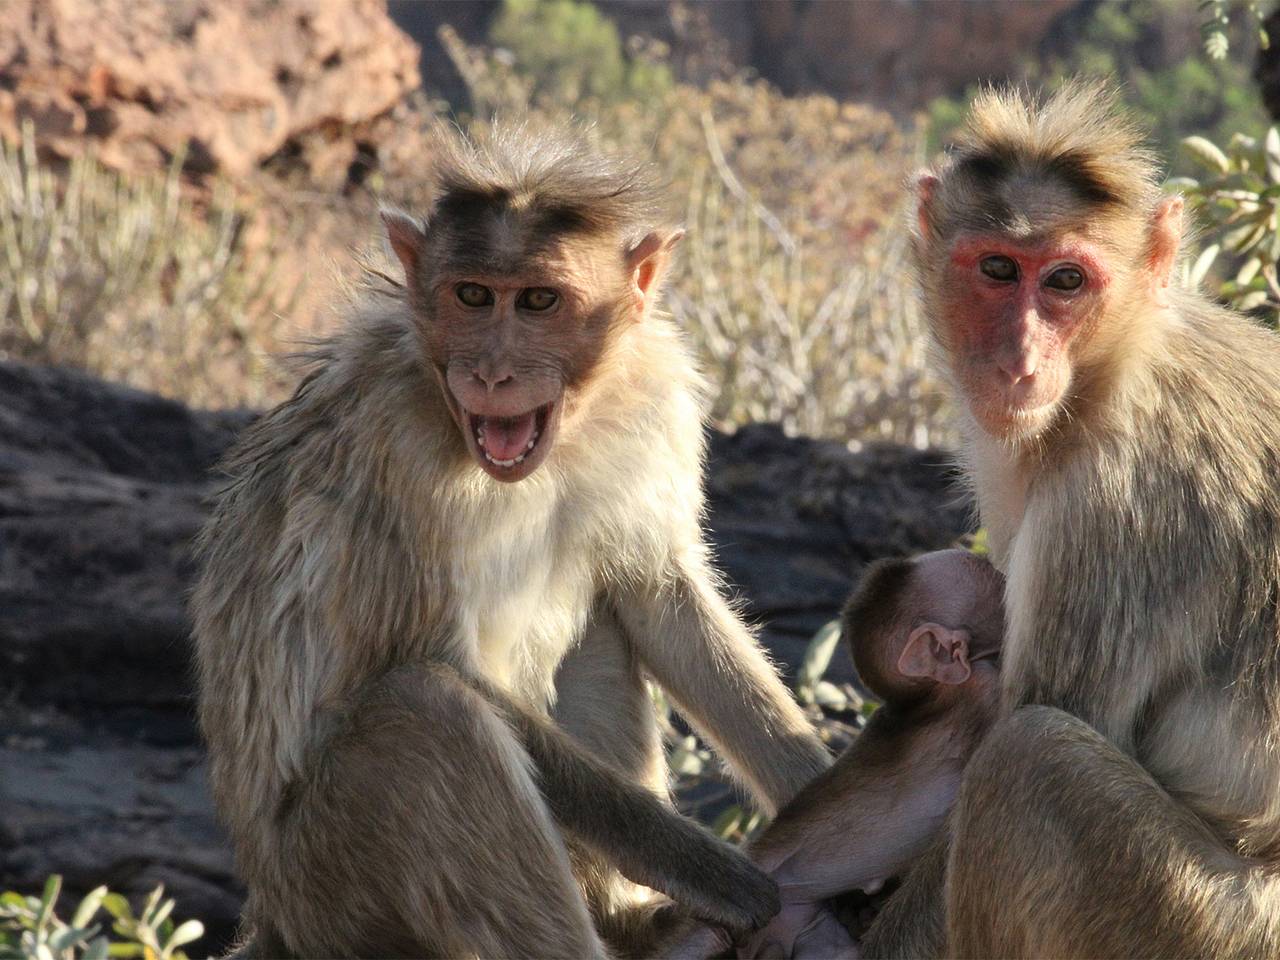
top-left (841, 549), bottom-right (1005, 707)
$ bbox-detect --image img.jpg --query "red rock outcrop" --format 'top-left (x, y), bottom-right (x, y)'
top-left (0, 0), bottom-right (420, 182)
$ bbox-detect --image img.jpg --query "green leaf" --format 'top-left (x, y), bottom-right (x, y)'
top-left (1238, 257), bottom-right (1263, 287)
top-left (797, 619), bottom-right (842, 693)
top-left (1189, 244), bottom-right (1220, 286)
top-left (667, 744), bottom-right (705, 776)
top-left (139, 887), bottom-right (163, 924)
top-left (71, 887), bottom-right (108, 930)
top-left (1164, 176), bottom-right (1200, 193)
top-left (165, 920), bottom-right (203, 951)
top-left (99, 895), bottom-right (132, 924)
top-left (813, 680), bottom-right (848, 710)
top-left (106, 943), bottom-right (145, 958)
top-left (83, 936), bottom-right (111, 960)
top-left (1183, 135), bottom-right (1231, 173)
top-left (1238, 289), bottom-right (1270, 311)
top-left (711, 805), bottom-right (745, 840)
top-left (35, 876), bottom-right (60, 932)
top-left (49, 925), bottom-right (95, 953)
top-left (148, 900), bottom-right (174, 932)
top-left (1265, 128), bottom-right (1280, 185)
top-left (1225, 219), bottom-right (1268, 254)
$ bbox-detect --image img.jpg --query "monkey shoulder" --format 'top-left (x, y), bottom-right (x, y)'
top-left (1006, 304), bottom-right (1280, 737)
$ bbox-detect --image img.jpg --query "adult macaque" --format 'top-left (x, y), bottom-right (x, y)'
top-left (863, 81), bottom-right (1280, 957)
top-left (665, 549), bottom-right (1004, 960)
top-left (192, 125), bottom-right (830, 958)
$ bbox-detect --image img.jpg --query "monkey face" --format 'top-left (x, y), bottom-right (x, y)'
top-left (938, 233), bottom-right (1112, 440)
top-left (382, 205), bottom-right (680, 482)
top-left (421, 245), bottom-right (630, 483)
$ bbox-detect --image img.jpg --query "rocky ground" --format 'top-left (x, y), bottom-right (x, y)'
top-left (0, 361), bottom-right (971, 954)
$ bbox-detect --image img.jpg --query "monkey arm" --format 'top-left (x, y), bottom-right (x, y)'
top-left (615, 554), bottom-right (832, 813)
top-left (753, 711), bottom-right (963, 899)
top-left (658, 709), bottom-right (968, 959)
top-left (481, 685), bottom-right (782, 935)
top-left (709, 713), bottom-right (961, 958)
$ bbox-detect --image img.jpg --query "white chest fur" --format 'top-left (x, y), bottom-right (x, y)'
top-left (445, 477), bottom-right (598, 706)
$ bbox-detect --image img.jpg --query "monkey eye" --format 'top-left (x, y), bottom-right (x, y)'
top-left (456, 283), bottom-right (494, 308)
top-left (517, 288), bottom-right (558, 311)
top-left (1044, 266), bottom-right (1084, 292)
top-left (979, 255), bottom-right (1019, 282)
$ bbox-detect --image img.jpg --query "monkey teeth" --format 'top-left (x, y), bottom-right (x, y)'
top-left (485, 451), bottom-right (524, 467)
top-left (475, 419), bottom-right (541, 468)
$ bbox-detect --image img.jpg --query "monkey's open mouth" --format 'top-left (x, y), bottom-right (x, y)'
top-left (461, 401), bottom-right (559, 482)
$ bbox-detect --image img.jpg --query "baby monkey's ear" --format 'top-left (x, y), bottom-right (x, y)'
top-left (897, 624), bottom-right (972, 686)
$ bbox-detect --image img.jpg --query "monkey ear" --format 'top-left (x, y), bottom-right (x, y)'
top-left (381, 209), bottom-right (428, 281)
top-left (914, 173), bottom-right (940, 240)
top-left (1148, 195), bottom-right (1184, 301)
top-left (898, 624), bottom-right (972, 686)
top-left (626, 229), bottom-right (684, 320)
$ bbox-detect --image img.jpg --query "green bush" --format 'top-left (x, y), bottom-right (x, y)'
top-left (1174, 125), bottom-right (1280, 323)
top-left (0, 876), bottom-right (202, 960)
top-left (927, 0), bottom-right (1271, 170)
top-left (489, 0), bottom-right (672, 105)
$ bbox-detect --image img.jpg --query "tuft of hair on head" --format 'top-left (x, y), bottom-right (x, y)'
top-left (842, 557), bottom-right (917, 695)
top-left (424, 119), bottom-right (672, 246)
top-left (939, 79), bottom-right (1162, 225)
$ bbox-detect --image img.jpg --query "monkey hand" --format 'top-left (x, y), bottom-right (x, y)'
top-left (658, 919), bottom-right (735, 959)
top-left (662, 840), bottom-right (781, 935)
top-left (736, 899), bottom-right (859, 959)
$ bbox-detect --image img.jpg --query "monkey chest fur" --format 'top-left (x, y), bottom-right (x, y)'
top-left (439, 472), bottom-right (658, 709)
top-left (450, 507), bottom-right (595, 705)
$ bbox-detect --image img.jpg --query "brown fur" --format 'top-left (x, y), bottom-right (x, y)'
top-left (192, 124), bottom-right (830, 959)
top-left (662, 551), bottom-right (1003, 959)
top-left (875, 81), bottom-right (1280, 957)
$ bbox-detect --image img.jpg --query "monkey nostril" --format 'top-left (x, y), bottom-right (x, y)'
top-left (475, 371), bottom-right (515, 390)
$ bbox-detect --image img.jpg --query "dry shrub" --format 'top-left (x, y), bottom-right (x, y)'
top-left (0, 125), bottom-right (298, 408)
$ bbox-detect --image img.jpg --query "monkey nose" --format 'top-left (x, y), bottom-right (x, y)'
top-left (998, 351), bottom-right (1038, 385)
top-left (474, 369), bottom-right (515, 391)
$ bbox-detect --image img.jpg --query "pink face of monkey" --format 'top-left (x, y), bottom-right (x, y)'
top-left (915, 166), bottom-right (1184, 444)
top-left (938, 234), bottom-right (1113, 440)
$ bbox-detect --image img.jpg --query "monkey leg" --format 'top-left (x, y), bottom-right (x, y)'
top-left (946, 705), bottom-right (1280, 959)
top-left (553, 609), bottom-right (672, 955)
top-left (271, 662), bottom-right (607, 959)
top-left (859, 831), bottom-right (948, 959)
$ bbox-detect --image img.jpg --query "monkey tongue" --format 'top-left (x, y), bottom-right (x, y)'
top-left (477, 413), bottom-right (538, 462)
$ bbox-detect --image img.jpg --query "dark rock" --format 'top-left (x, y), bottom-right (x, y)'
top-left (0, 362), bottom-right (970, 954)
top-left (707, 423), bottom-right (972, 684)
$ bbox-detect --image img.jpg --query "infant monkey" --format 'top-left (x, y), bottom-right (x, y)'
top-left (667, 548), bottom-right (1004, 959)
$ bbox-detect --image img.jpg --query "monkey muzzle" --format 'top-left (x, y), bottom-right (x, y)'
top-left (460, 400), bottom-right (560, 482)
